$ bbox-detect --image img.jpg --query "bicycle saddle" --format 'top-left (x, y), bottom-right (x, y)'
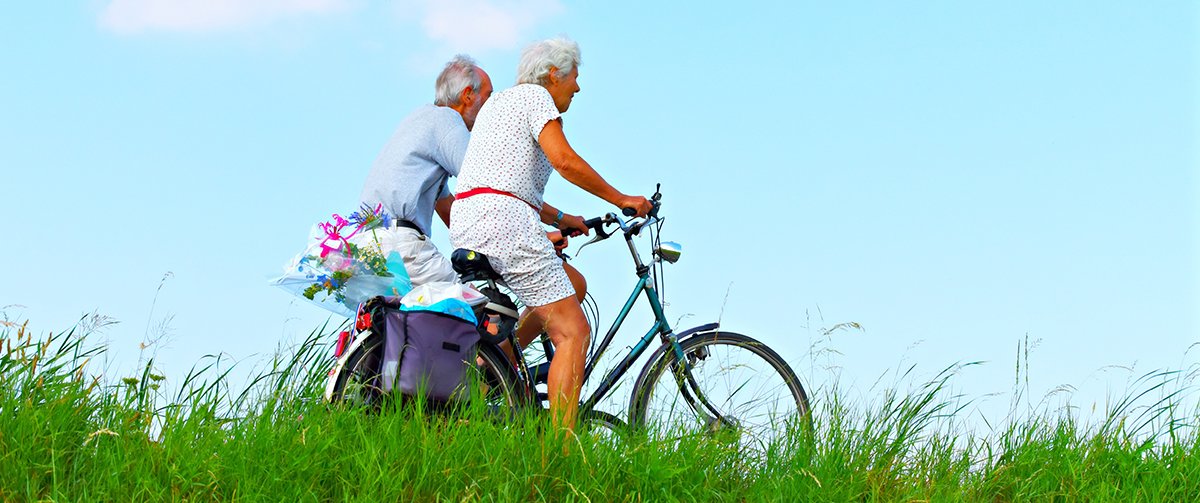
top-left (451, 248), bottom-right (502, 282)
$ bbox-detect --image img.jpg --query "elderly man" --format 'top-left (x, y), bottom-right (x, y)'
top-left (355, 55), bottom-right (493, 286)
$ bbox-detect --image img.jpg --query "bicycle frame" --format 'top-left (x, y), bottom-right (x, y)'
top-left (473, 222), bottom-right (683, 412)
top-left (440, 187), bottom-right (727, 421)
top-left (577, 276), bottom-right (675, 413)
top-left (570, 217), bottom-right (691, 415)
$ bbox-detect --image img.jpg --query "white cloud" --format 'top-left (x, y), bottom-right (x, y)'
top-left (99, 0), bottom-right (355, 34)
top-left (98, 0), bottom-right (564, 50)
top-left (399, 0), bottom-right (565, 53)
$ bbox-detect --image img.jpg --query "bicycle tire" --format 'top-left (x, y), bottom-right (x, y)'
top-left (328, 331), bottom-right (386, 409)
top-left (327, 331), bottom-right (523, 413)
top-left (580, 409), bottom-right (628, 442)
top-left (466, 342), bottom-right (525, 414)
top-left (628, 331), bottom-right (812, 455)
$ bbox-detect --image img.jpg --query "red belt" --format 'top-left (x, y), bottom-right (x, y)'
top-left (455, 187), bottom-right (538, 210)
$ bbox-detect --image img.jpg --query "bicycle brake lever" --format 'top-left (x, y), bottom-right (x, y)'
top-left (574, 233), bottom-right (604, 257)
top-left (575, 215), bottom-right (616, 257)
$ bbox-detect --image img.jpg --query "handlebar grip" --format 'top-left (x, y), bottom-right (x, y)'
top-left (648, 199), bottom-right (661, 219)
top-left (584, 217), bottom-right (604, 230)
top-left (622, 207), bottom-right (637, 217)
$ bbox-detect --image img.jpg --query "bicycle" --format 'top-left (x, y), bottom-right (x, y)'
top-left (324, 185), bottom-right (812, 454)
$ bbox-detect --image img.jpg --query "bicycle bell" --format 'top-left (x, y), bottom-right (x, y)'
top-left (655, 241), bottom-right (682, 263)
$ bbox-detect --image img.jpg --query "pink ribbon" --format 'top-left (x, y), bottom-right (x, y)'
top-left (317, 205), bottom-right (383, 258)
top-left (318, 214), bottom-right (354, 258)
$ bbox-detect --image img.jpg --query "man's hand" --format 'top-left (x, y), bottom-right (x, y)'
top-left (546, 230), bottom-right (569, 254)
top-left (620, 195), bottom-right (653, 218)
top-left (558, 214), bottom-right (589, 237)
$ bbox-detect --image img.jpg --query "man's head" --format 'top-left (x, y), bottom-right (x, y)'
top-left (434, 55), bottom-right (493, 130)
top-left (516, 37), bottom-right (581, 113)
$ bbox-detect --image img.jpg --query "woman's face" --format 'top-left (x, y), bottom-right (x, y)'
top-left (545, 66), bottom-right (580, 114)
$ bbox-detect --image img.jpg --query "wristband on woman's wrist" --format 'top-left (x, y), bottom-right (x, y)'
top-left (554, 210), bottom-right (564, 227)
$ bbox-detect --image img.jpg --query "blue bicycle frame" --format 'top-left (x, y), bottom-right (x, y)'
top-left (568, 211), bottom-right (696, 415)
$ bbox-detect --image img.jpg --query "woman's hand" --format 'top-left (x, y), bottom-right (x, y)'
top-left (557, 214), bottom-right (589, 237)
top-left (620, 195), bottom-right (653, 218)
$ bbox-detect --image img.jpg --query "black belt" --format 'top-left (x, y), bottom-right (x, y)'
top-left (393, 219), bottom-right (422, 233)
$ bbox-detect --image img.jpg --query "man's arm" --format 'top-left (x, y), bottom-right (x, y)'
top-left (435, 194), bottom-right (454, 228)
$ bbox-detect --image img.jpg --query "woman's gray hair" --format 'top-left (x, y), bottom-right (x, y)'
top-left (515, 37), bottom-right (581, 85)
top-left (434, 55), bottom-right (483, 106)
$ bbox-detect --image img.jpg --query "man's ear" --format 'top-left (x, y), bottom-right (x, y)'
top-left (459, 86), bottom-right (474, 106)
top-left (546, 66), bottom-right (559, 85)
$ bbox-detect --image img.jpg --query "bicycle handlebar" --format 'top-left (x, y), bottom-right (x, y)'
top-left (583, 216), bottom-right (608, 234)
top-left (621, 186), bottom-right (663, 218)
top-left (576, 186), bottom-right (664, 254)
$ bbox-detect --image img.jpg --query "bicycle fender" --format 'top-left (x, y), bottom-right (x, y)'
top-left (323, 329), bottom-right (379, 403)
top-left (626, 322), bottom-right (722, 416)
top-left (646, 322), bottom-right (721, 367)
top-left (675, 322), bottom-right (720, 340)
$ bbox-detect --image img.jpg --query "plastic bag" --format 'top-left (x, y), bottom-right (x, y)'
top-left (398, 281), bottom-right (483, 324)
top-left (270, 205), bottom-right (413, 317)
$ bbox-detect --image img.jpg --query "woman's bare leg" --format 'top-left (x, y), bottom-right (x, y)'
top-left (521, 295), bottom-right (590, 431)
top-left (509, 261), bottom-right (587, 355)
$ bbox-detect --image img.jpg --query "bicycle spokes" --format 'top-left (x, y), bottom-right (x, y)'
top-left (631, 332), bottom-right (811, 462)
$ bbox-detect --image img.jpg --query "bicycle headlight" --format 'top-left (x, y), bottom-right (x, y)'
top-left (655, 241), bottom-right (682, 264)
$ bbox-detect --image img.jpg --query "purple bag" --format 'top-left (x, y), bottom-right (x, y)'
top-left (376, 299), bottom-right (480, 401)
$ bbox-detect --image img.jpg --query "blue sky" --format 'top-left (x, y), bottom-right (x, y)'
top-left (2, 1), bottom-right (1196, 425)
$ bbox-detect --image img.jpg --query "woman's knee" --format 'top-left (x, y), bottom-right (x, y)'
top-left (564, 262), bottom-right (588, 302)
top-left (538, 298), bottom-right (588, 345)
top-left (548, 315), bottom-right (588, 342)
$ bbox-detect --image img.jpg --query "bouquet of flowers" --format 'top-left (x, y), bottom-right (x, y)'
top-left (271, 204), bottom-right (412, 317)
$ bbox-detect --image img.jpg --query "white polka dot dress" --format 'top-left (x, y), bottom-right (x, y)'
top-left (449, 84), bottom-right (575, 307)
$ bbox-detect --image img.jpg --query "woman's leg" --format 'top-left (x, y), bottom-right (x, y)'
top-left (513, 261), bottom-right (587, 348)
top-left (521, 295), bottom-right (590, 431)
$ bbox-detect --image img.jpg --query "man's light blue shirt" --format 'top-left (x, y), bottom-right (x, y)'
top-left (360, 105), bottom-right (469, 236)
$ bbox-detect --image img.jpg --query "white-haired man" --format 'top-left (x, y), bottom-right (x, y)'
top-left (355, 55), bottom-right (493, 286)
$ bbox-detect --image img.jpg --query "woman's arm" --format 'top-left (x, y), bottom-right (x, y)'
top-left (538, 200), bottom-right (588, 236)
top-left (538, 201), bottom-right (561, 226)
top-left (538, 119), bottom-right (650, 216)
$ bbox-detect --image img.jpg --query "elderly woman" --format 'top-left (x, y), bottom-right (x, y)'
top-left (450, 37), bottom-right (651, 430)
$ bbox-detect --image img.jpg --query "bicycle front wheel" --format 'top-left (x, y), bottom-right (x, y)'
top-left (629, 331), bottom-right (811, 455)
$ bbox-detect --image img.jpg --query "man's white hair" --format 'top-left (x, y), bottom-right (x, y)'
top-left (434, 55), bottom-right (483, 106)
top-left (515, 36), bottom-right (581, 86)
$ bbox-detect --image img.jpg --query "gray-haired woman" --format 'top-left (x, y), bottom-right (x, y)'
top-left (450, 37), bottom-right (651, 431)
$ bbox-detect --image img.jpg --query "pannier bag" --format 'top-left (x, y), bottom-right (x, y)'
top-left (373, 283), bottom-right (482, 401)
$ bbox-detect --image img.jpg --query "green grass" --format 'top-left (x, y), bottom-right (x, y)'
top-left (2, 319), bottom-right (1198, 502)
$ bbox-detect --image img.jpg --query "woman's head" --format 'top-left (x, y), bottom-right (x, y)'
top-left (516, 37), bottom-right (582, 113)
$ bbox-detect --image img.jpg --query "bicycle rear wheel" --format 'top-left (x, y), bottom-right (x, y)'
top-left (327, 331), bottom-right (386, 409)
top-left (464, 342), bottom-right (525, 414)
top-left (326, 331), bottom-right (522, 414)
top-left (629, 331), bottom-right (811, 457)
